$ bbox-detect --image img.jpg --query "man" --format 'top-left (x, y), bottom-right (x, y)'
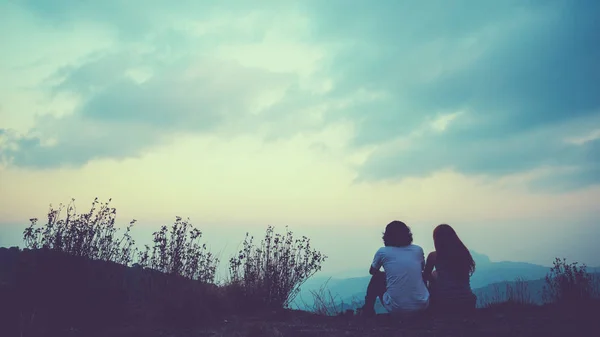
top-left (360, 220), bottom-right (430, 316)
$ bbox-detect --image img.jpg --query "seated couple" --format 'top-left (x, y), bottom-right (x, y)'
top-left (361, 221), bottom-right (476, 316)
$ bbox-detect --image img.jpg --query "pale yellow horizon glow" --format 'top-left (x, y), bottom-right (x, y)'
top-left (2, 129), bottom-right (599, 225)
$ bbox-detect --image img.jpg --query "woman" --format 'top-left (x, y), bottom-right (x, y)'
top-left (423, 224), bottom-right (476, 313)
top-left (360, 220), bottom-right (430, 316)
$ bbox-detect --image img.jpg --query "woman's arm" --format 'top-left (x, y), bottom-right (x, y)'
top-left (423, 251), bottom-right (436, 282)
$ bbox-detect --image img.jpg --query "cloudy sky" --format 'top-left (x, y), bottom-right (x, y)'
top-left (1, 0), bottom-right (599, 275)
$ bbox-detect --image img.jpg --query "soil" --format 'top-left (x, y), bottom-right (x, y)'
top-left (89, 303), bottom-right (600, 337)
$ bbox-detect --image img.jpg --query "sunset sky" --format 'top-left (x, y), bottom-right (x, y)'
top-left (1, 0), bottom-right (599, 275)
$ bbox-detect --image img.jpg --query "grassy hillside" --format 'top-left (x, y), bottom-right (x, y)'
top-left (3, 248), bottom-right (598, 337)
top-left (2, 246), bottom-right (599, 336)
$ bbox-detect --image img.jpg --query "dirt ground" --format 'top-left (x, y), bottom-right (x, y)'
top-left (91, 303), bottom-right (599, 337)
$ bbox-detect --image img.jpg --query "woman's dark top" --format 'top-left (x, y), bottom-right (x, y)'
top-left (426, 252), bottom-right (476, 310)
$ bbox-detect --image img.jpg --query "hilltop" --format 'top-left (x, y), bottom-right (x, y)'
top-left (2, 247), bottom-right (599, 337)
top-left (2, 201), bottom-right (598, 337)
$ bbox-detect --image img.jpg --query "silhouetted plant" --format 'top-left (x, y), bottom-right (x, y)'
top-left (228, 226), bottom-right (327, 309)
top-left (22, 199), bottom-right (218, 283)
top-left (542, 258), bottom-right (596, 304)
top-left (593, 274), bottom-right (600, 299)
top-left (478, 278), bottom-right (534, 308)
top-left (23, 198), bottom-right (137, 265)
top-left (138, 216), bottom-right (218, 283)
top-left (506, 277), bottom-right (534, 305)
top-left (303, 278), bottom-right (360, 316)
top-left (481, 283), bottom-right (504, 307)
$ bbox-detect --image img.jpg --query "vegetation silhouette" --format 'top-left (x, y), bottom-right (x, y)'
top-left (228, 225), bottom-right (327, 310)
top-left (0, 198), bottom-right (599, 337)
top-left (2, 199), bottom-right (326, 336)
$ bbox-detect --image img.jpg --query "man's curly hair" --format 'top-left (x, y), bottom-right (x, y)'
top-left (382, 220), bottom-right (413, 247)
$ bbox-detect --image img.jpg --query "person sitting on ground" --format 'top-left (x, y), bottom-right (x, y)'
top-left (360, 220), bottom-right (430, 316)
top-left (423, 224), bottom-right (477, 313)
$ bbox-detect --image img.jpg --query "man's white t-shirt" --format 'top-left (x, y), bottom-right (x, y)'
top-left (371, 244), bottom-right (430, 313)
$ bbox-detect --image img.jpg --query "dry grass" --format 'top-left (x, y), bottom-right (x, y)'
top-left (5, 199), bottom-right (600, 336)
top-left (542, 258), bottom-right (599, 305)
top-left (227, 226), bottom-right (327, 310)
top-left (3, 198), bottom-right (329, 336)
top-left (300, 278), bottom-right (359, 316)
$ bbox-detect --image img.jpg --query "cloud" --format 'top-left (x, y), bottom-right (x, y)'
top-left (1, 1), bottom-right (332, 168)
top-left (61, 54), bottom-right (293, 129)
top-left (3, 0), bottom-right (600, 190)
top-left (304, 0), bottom-right (600, 188)
top-left (18, 0), bottom-right (287, 41)
top-left (1, 51), bottom-right (296, 168)
top-left (359, 118), bottom-right (600, 185)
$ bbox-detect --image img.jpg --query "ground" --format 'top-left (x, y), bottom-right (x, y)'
top-left (88, 304), bottom-right (599, 337)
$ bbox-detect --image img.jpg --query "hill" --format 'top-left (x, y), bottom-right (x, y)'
top-left (0, 247), bottom-right (229, 336)
top-left (2, 246), bottom-right (600, 336)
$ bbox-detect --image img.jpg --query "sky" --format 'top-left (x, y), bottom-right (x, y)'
top-left (1, 0), bottom-right (599, 276)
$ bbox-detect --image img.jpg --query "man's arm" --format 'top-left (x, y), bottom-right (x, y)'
top-left (369, 248), bottom-right (384, 275)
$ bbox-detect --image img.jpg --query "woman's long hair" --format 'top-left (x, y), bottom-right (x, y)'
top-left (433, 224), bottom-right (475, 276)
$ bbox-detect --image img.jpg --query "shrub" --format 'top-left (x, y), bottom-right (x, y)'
top-left (23, 198), bottom-right (137, 266)
top-left (228, 226), bottom-right (327, 310)
top-left (138, 216), bottom-right (218, 283)
top-left (18, 199), bottom-right (222, 332)
top-left (542, 258), bottom-right (596, 305)
top-left (23, 198), bottom-right (218, 282)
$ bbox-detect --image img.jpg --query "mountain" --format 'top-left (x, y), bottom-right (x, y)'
top-left (470, 260), bottom-right (549, 289)
top-left (475, 272), bottom-right (600, 307)
top-left (474, 278), bottom-right (548, 306)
